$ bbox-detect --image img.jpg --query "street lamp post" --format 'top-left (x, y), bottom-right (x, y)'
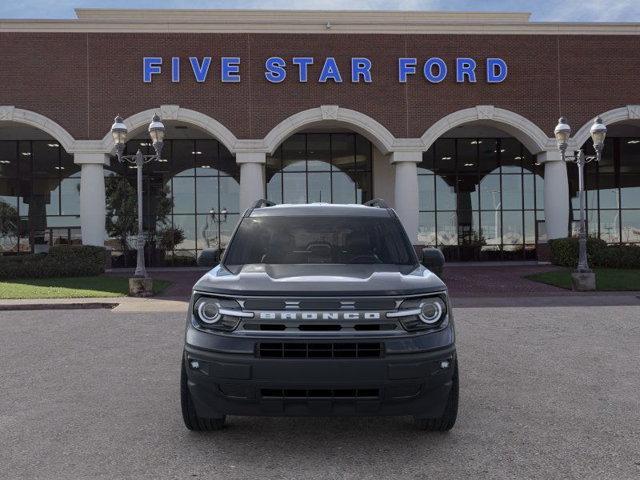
top-left (553, 116), bottom-right (607, 290)
top-left (111, 114), bottom-right (165, 295)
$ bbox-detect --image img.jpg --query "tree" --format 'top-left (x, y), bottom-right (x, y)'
top-left (104, 176), bottom-right (173, 251)
top-left (0, 200), bottom-right (19, 251)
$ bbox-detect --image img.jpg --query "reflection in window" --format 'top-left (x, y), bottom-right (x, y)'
top-left (266, 133), bottom-right (372, 205)
top-left (0, 140), bottom-right (80, 253)
top-left (418, 137), bottom-right (543, 260)
top-left (570, 136), bottom-right (640, 244)
top-left (106, 138), bottom-right (239, 267)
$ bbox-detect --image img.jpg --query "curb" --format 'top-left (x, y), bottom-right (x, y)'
top-left (0, 302), bottom-right (119, 311)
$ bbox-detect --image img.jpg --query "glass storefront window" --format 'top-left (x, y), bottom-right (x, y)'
top-left (435, 175), bottom-right (456, 211)
top-left (0, 140), bottom-right (80, 253)
top-left (501, 175), bottom-right (523, 210)
top-left (569, 136), bottom-right (640, 245)
top-left (620, 175), bottom-right (640, 208)
top-left (621, 210), bottom-right (640, 243)
top-left (419, 137), bottom-right (543, 260)
top-left (106, 138), bottom-right (239, 267)
top-left (266, 132), bottom-right (373, 205)
top-left (332, 171), bottom-right (358, 204)
top-left (418, 174), bottom-right (435, 211)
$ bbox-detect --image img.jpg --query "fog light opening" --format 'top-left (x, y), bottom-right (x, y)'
top-left (440, 360), bottom-right (450, 370)
top-left (189, 360), bottom-right (200, 370)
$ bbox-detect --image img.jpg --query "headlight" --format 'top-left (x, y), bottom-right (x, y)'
top-left (418, 298), bottom-right (445, 325)
top-left (196, 298), bottom-right (221, 324)
top-left (192, 296), bottom-right (251, 331)
top-left (389, 295), bottom-right (448, 331)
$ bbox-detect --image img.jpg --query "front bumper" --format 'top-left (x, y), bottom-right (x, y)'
top-left (184, 329), bottom-right (456, 417)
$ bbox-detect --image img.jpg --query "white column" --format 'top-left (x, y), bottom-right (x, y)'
top-left (237, 152), bottom-right (266, 213)
top-left (75, 153), bottom-right (109, 246)
top-left (538, 151), bottom-right (569, 240)
top-left (391, 150), bottom-right (422, 244)
top-left (372, 146), bottom-right (395, 208)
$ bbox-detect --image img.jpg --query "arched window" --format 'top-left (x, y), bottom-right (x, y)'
top-left (418, 137), bottom-right (544, 261)
top-left (106, 137), bottom-right (239, 267)
top-left (569, 135), bottom-right (640, 244)
top-left (0, 139), bottom-right (80, 253)
top-left (266, 133), bottom-right (372, 204)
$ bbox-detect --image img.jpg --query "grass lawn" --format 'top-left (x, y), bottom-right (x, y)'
top-left (526, 268), bottom-right (640, 291)
top-left (0, 276), bottom-right (172, 299)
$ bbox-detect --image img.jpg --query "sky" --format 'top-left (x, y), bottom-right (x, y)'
top-left (0, 0), bottom-right (639, 22)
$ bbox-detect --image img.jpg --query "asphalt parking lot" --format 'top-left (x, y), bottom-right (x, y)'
top-left (2, 305), bottom-right (639, 479)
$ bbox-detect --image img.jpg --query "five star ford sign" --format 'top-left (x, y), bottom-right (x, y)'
top-left (143, 56), bottom-right (508, 84)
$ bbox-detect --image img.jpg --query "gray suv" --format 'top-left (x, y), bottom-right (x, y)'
top-left (181, 199), bottom-right (458, 431)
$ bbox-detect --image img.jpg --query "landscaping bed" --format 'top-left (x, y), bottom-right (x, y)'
top-left (526, 268), bottom-right (640, 291)
top-left (0, 276), bottom-right (171, 299)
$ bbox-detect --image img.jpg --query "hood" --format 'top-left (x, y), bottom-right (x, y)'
top-left (193, 263), bottom-right (446, 297)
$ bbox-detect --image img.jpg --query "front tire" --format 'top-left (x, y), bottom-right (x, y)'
top-left (415, 359), bottom-right (459, 432)
top-left (181, 361), bottom-right (226, 431)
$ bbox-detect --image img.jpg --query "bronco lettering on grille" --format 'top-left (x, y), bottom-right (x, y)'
top-left (258, 312), bottom-right (381, 320)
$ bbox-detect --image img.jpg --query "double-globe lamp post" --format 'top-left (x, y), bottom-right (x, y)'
top-left (553, 116), bottom-right (607, 290)
top-left (111, 114), bottom-right (165, 295)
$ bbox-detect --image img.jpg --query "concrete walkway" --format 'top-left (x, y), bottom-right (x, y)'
top-left (0, 296), bottom-right (189, 313)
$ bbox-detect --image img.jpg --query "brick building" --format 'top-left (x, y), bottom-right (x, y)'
top-left (0, 9), bottom-right (639, 265)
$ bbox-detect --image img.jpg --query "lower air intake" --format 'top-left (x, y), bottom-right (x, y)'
top-left (261, 388), bottom-right (380, 399)
top-left (257, 342), bottom-right (383, 359)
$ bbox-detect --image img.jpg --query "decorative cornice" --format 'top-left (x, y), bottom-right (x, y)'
top-left (0, 9), bottom-right (638, 35)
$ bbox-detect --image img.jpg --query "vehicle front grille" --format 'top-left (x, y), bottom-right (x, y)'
top-left (257, 342), bottom-right (383, 359)
top-left (261, 388), bottom-right (380, 399)
top-left (243, 298), bottom-right (397, 311)
top-left (243, 323), bottom-right (397, 332)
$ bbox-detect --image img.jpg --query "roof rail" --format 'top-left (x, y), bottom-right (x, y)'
top-left (363, 198), bottom-right (389, 209)
top-left (252, 199), bottom-right (276, 209)
top-left (243, 198), bottom-right (276, 217)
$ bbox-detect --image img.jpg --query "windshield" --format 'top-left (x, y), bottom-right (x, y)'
top-left (222, 215), bottom-right (417, 273)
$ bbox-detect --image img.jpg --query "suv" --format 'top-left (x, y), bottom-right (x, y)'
top-left (181, 200), bottom-right (457, 431)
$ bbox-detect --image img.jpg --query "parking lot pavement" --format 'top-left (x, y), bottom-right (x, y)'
top-left (1, 306), bottom-right (639, 480)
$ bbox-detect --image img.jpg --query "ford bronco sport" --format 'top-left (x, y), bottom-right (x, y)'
top-left (181, 199), bottom-right (458, 431)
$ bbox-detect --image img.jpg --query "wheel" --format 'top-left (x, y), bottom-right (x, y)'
top-left (415, 359), bottom-right (458, 432)
top-left (181, 361), bottom-right (226, 431)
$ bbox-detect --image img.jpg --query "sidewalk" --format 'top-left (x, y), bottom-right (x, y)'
top-left (0, 296), bottom-right (189, 313)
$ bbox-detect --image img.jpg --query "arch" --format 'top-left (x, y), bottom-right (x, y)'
top-left (420, 106), bottom-right (552, 155)
top-left (572, 105), bottom-right (640, 149)
top-left (100, 105), bottom-right (239, 155)
top-left (263, 105), bottom-right (396, 155)
top-left (0, 106), bottom-right (76, 152)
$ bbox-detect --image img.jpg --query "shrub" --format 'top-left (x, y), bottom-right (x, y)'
top-left (0, 245), bottom-right (107, 280)
top-left (549, 237), bottom-right (640, 269)
top-left (549, 237), bottom-right (607, 267)
top-left (594, 245), bottom-right (640, 269)
top-left (157, 227), bottom-right (185, 252)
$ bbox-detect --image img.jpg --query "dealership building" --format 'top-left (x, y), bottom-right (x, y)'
top-left (0, 9), bottom-right (639, 265)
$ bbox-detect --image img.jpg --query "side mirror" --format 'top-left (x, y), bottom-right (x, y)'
top-left (197, 248), bottom-right (222, 267)
top-left (421, 247), bottom-right (445, 278)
